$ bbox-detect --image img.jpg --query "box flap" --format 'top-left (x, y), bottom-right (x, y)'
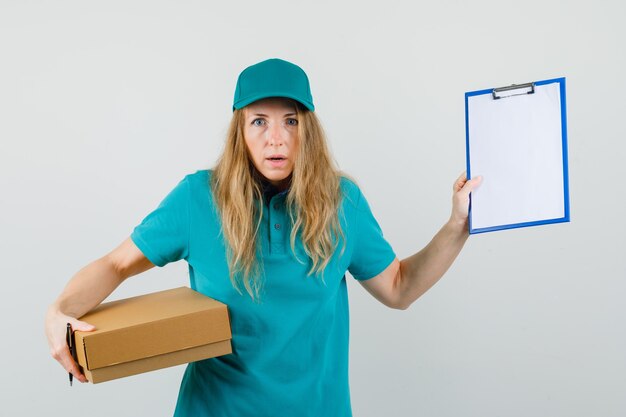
top-left (75, 287), bottom-right (231, 370)
top-left (85, 340), bottom-right (232, 384)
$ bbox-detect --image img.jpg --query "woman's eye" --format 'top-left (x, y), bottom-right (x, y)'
top-left (286, 118), bottom-right (298, 126)
top-left (252, 119), bottom-right (265, 127)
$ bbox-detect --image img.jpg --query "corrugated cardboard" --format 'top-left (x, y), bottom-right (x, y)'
top-left (74, 287), bottom-right (232, 383)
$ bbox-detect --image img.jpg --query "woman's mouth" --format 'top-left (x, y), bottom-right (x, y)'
top-left (266, 156), bottom-right (287, 167)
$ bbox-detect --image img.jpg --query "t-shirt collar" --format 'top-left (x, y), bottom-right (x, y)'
top-left (261, 178), bottom-right (290, 201)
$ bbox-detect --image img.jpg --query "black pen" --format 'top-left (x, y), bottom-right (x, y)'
top-left (66, 323), bottom-right (73, 386)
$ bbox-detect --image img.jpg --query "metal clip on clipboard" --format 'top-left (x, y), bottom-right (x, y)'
top-left (492, 82), bottom-right (535, 100)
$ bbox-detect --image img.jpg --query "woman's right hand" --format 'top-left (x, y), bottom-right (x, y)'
top-left (45, 307), bottom-right (96, 383)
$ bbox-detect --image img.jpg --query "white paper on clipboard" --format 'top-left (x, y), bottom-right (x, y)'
top-left (466, 79), bottom-right (569, 233)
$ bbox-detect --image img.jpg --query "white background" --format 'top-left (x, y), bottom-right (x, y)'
top-left (1, 1), bottom-right (624, 416)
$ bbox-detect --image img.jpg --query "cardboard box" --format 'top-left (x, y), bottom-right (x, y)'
top-left (74, 287), bottom-right (232, 383)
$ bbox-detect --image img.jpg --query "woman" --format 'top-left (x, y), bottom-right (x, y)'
top-left (46, 58), bottom-right (481, 416)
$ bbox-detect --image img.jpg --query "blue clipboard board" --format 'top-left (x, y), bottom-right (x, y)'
top-left (465, 77), bottom-right (570, 234)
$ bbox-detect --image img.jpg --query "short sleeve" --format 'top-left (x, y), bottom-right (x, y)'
top-left (347, 186), bottom-right (396, 280)
top-left (130, 176), bottom-right (190, 267)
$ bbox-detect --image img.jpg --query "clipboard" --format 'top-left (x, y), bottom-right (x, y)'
top-left (465, 77), bottom-right (570, 234)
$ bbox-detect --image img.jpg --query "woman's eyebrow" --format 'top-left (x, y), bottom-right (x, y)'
top-left (248, 112), bottom-right (297, 118)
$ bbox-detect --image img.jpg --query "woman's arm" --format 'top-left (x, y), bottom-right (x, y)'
top-left (359, 173), bottom-right (482, 310)
top-left (45, 237), bottom-right (154, 382)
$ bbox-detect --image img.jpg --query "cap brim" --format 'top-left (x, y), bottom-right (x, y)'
top-left (233, 92), bottom-right (314, 112)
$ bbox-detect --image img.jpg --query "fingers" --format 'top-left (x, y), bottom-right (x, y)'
top-left (69, 318), bottom-right (96, 332)
top-left (46, 309), bottom-right (96, 384)
top-left (453, 171), bottom-right (468, 192)
top-left (450, 172), bottom-right (483, 225)
top-left (467, 175), bottom-right (482, 190)
top-left (460, 175), bottom-right (482, 197)
top-left (66, 319), bottom-right (95, 383)
top-left (50, 337), bottom-right (89, 383)
top-left (55, 344), bottom-right (89, 383)
top-left (453, 171), bottom-right (482, 195)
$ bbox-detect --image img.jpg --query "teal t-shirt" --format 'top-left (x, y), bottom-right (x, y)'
top-left (130, 170), bottom-right (396, 417)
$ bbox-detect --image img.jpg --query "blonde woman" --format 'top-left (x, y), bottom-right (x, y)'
top-left (45, 58), bottom-right (481, 416)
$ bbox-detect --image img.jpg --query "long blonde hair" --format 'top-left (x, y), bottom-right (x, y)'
top-left (211, 103), bottom-right (346, 302)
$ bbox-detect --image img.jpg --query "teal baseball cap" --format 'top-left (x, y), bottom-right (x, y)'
top-left (233, 58), bottom-right (315, 111)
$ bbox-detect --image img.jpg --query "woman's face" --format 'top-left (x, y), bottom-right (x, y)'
top-left (243, 98), bottom-right (299, 191)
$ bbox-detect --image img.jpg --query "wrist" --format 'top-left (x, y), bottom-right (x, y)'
top-left (50, 299), bottom-right (77, 319)
top-left (446, 215), bottom-right (469, 235)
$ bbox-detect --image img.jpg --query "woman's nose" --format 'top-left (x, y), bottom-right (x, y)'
top-left (267, 123), bottom-right (284, 146)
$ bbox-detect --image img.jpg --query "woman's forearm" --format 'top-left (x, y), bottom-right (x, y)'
top-left (51, 256), bottom-right (125, 318)
top-left (396, 218), bottom-right (469, 309)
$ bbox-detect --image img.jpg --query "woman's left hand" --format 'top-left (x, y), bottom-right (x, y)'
top-left (450, 171), bottom-right (482, 228)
